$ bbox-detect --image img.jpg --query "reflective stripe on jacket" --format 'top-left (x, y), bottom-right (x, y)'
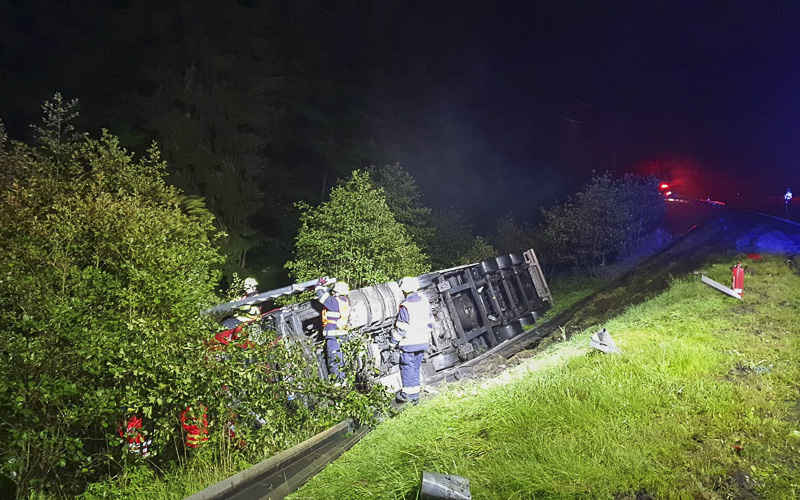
top-left (317, 286), bottom-right (350, 336)
top-left (234, 292), bottom-right (261, 322)
top-left (393, 292), bottom-right (432, 348)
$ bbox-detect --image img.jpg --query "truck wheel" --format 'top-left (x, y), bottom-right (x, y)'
top-left (509, 253), bottom-right (524, 266)
top-left (496, 320), bottom-right (523, 340)
top-left (476, 259), bottom-right (499, 276)
top-left (453, 294), bottom-right (478, 331)
top-left (518, 312), bottom-right (535, 329)
top-left (495, 254), bottom-right (512, 270)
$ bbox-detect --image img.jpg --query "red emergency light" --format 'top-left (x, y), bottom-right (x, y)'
top-left (659, 183), bottom-right (670, 190)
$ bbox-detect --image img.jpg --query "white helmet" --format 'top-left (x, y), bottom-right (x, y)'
top-left (399, 276), bottom-right (420, 293)
top-left (332, 281), bottom-right (350, 295)
top-left (244, 277), bottom-right (258, 288)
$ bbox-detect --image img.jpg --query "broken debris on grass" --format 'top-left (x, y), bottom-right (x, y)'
top-left (701, 275), bottom-right (743, 300)
top-left (589, 328), bottom-right (622, 354)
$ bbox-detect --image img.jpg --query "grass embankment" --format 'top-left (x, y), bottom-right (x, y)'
top-left (81, 451), bottom-right (253, 499)
top-left (544, 275), bottom-right (605, 319)
top-left (290, 255), bottom-right (800, 499)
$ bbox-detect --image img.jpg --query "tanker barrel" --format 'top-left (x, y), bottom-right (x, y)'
top-left (201, 278), bottom-right (329, 317)
top-left (348, 281), bottom-right (403, 331)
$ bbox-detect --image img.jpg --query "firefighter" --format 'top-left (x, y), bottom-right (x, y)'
top-left (315, 278), bottom-right (350, 382)
top-left (391, 276), bottom-right (433, 404)
top-left (234, 277), bottom-right (261, 323)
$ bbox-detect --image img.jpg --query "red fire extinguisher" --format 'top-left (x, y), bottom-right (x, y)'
top-left (731, 262), bottom-right (744, 297)
top-left (180, 405), bottom-right (209, 449)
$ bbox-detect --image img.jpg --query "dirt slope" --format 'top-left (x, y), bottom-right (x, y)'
top-left (560, 209), bottom-right (800, 333)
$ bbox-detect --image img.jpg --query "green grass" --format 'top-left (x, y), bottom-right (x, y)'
top-left (544, 275), bottom-right (606, 319)
top-left (289, 255), bottom-right (800, 499)
top-left (80, 446), bottom-right (255, 499)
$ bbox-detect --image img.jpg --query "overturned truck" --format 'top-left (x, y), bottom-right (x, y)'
top-left (206, 249), bottom-right (552, 392)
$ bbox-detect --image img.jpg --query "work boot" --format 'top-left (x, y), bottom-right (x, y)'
top-left (395, 391), bottom-right (419, 404)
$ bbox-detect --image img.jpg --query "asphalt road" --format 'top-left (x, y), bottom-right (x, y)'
top-left (726, 195), bottom-right (800, 222)
top-left (663, 195), bottom-right (800, 238)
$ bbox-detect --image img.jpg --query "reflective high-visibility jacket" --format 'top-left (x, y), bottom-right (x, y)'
top-left (234, 292), bottom-right (261, 322)
top-left (316, 286), bottom-right (350, 336)
top-left (392, 292), bottom-right (433, 350)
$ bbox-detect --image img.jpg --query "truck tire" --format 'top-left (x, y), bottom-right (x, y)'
top-left (476, 259), bottom-right (499, 276)
top-left (452, 294), bottom-right (478, 331)
top-left (496, 320), bottom-right (523, 340)
top-left (518, 312), bottom-right (535, 329)
top-left (509, 253), bottom-right (524, 266)
top-left (495, 254), bottom-right (512, 270)
top-left (348, 283), bottom-right (403, 330)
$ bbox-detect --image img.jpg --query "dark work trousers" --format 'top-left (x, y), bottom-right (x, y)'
top-left (399, 350), bottom-right (425, 398)
top-left (325, 336), bottom-right (347, 382)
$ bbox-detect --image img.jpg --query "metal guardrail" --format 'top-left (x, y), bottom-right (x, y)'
top-left (186, 419), bottom-right (369, 500)
top-left (187, 315), bottom-right (562, 500)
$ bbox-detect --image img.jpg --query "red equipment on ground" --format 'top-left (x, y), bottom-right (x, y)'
top-left (119, 414), bottom-right (151, 457)
top-left (180, 405), bottom-right (209, 448)
top-left (731, 262), bottom-right (745, 297)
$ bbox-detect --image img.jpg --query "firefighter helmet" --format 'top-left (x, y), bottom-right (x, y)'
top-left (399, 276), bottom-right (420, 293)
top-left (332, 281), bottom-right (350, 295)
top-left (244, 277), bottom-right (258, 288)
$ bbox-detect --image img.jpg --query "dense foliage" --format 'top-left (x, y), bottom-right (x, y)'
top-left (68, 1), bottom-right (423, 286)
top-left (456, 236), bottom-right (499, 266)
top-left (0, 2), bottom-right (682, 288)
top-left (426, 206), bottom-right (490, 269)
top-left (286, 170), bottom-right (429, 289)
top-left (0, 114), bottom-right (218, 494)
top-left (370, 165), bottom-right (500, 268)
top-left (540, 173), bottom-right (665, 273)
top-left (368, 163), bottom-right (434, 252)
top-left (493, 214), bottom-right (538, 254)
top-left (0, 101), bottom-right (388, 498)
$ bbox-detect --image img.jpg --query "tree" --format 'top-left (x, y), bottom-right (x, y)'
top-left (117, 1), bottom-right (275, 277)
top-left (30, 92), bottom-right (86, 168)
top-left (0, 116), bottom-right (227, 493)
top-left (616, 174), bottom-right (666, 255)
top-left (457, 236), bottom-right (499, 265)
top-left (493, 213), bottom-right (538, 254)
top-left (0, 100), bottom-right (391, 497)
top-left (286, 170), bottom-right (429, 289)
top-left (426, 206), bottom-right (479, 269)
top-left (368, 163), bottom-right (434, 251)
top-left (539, 173), bottom-right (665, 274)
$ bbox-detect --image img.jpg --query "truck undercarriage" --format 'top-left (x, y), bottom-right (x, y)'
top-left (206, 249), bottom-right (552, 392)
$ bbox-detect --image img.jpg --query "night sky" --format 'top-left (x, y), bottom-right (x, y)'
top-left (383, 1), bottom-right (800, 218)
top-left (2, 1), bottom-right (798, 231)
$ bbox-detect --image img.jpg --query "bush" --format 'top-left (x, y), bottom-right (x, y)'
top-left (0, 99), bottom-right (389, 498)
top-left (540, 173), bottom-right (665, 274)
top-left (286, 169), bottom-right (429, 288)
top-left (426, 206), bottom-right (480, 268)
top-left (493, 214), bottom-right (538, 255)
top-left (457, 236), bottom-right (499, 266)
top-left (0, 119), bottom-right (228, 494)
